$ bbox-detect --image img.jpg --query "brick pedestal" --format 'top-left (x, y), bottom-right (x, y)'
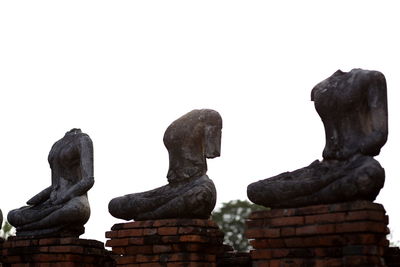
top-left (1, 237), bottom-right (113, 267)
top-left (106, 219), bottom-right (224, 266)
top-left (246, 201), bottom-right (390, 267)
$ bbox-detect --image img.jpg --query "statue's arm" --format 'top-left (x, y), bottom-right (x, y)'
top-left (365, 71), bottom-right (388, 150)
top-left (27, 186), bottom-right (52, 205)
top-left (53, 135), bottom-right (94, 205)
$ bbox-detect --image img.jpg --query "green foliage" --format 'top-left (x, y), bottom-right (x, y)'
top-left (212, 199), bottom-right (267, 252)
top-left (1, 220), bottom-right (16, 240)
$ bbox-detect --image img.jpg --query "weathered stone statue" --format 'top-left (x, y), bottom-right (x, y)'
top-left (248, 69), bottom-right (388, 208)
top-left (8, 128), bottom-right (94, 237)
top-left (109, 109), bottom-right (222, 220)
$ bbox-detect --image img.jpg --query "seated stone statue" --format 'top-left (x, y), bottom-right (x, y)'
top-left (109, 109), bottom-right (222, 221)
top-left (247, 69), bottom-right (388, 208)
top-left (8, 128), bottom-right (94, 237)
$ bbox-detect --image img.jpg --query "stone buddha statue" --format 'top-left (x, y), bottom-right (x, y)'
top-left (109, 109), bottom-right (222, 221)
top-left (8, 128), bottom-right (94, 237)
top-left (247, 69), bottom-right (388, 208)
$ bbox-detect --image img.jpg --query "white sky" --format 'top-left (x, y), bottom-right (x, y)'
top-left (1, 1), bottom-right (399, 243)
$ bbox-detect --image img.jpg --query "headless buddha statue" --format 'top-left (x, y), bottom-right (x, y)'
top-left (8, 128), bottom-right (94, 237)
top-left (247, 69), bottom-right (388, 208)
top-left (108, 109), bottom-right (222, 220)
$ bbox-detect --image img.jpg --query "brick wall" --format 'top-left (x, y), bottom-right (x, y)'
top-left (1, 237), bottom-right (113, 266)
top-left (106, 218), bottom-right (225, 266)
top-left (246, 201), bottom-right (390, 266)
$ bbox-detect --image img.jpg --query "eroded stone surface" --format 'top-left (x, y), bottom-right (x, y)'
top-left (8, 128), bottom-right (94, 237)
top-left (109, 109), bottom-right (222, 220)
top-left (248, 69), bottom-right (388, 208)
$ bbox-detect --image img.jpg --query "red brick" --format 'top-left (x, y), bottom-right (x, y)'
top-left (60, 238), bottom-right (104, 248)
top-left (57, 237), bottom-right (80, 245)
top-left (314, 258), bottom-right (343, 267)
top-left (274, 249), bottom-right (296, 258)
top-left (283, 235), bottom-right (346, 248)
top-left (9, 264), bottom-right (30, 267)
top-left (203, 219), bottom-right (219, 228)
top-left (112, 246), bottom-right (126, 254)
top-left (153, 219), bottom-right (180, 227)
top-left (281, 227), bottom-right (296, 237)
top-left (342, 245), bottom-right (385, 256)
top-left (158, 227), bottom-right (178, 235)
top-left (296, 224), bottom-right (335, 236)
top-left (246, 219), bottom-right (264, 228)
top-left (345, 210), bottom-right (387, 222)
top-left (250, 239), bottom-right (285, 249)
top-left (105, 230), bottom-right (118, 238)
top-left (161, 253), bottom-right (216, 262)
top-left (38, 238), bottom-right (60, 246)
top-left (249, 201), bottom-right (384, 221)
top-left (314, 247), bottom-right (342, 257)
top-left (266, 216), bottom-right (304, 227)
top-left (249, 208), bottom-right (294, 219)
top-left (39, 246), bottom-right (50, 253)
top-left (330, 201), bottom-right (384, 213)
top-left (347, 233), bottom-right (388, 245)
top-left (161, 236), bottom-right (180, 243)
top-left (297, 202), bottom-right (349, 214)
top-left (153, 245), bottom-right (173, 253)
top-left (206, 228), bottom-right (224, 237)
top-left (166, 262), bottom-right (214, 267)
top-left (246, 228), bottom-right (280, 239)
top-left (140, 263), bottom-right (164, 267)
top-left (48, 245), bottom-right (84, 254)
top-left (249, 239), bottom-right (269, 249)
top-left (304, 212), bottom-right (345, 224)
top-left (172, 243), bottom-right (203, 252)
top-left (118, 228), bottom-right (144, 238)
top-left (251, 249), bottom-right (272, 259)
top-left (3, 256), bottom-right (22, 263)
top-left (120, 220), bottom-right (153, 229)
top-left (125, 245), bottom-right (154, 255)
top-left (105, 238), bottom-right (129, 247)
top-left (115, 255), bottom-right (137, 264)
top-left (178, 226), bottom-right (200, 235)
top-left (143, 228), bottom-right (158, 236)
top-left (136, 254), bottom-right (160, 262)
top-left (128, 237), bottom-right (145, 245)
top-left (252, 261), bottom-right (270, 267)
top-left (32, 253), bottom-right (83, 262)
top-left (269, 259), bottom-right (282, 267)
top-left (335, 221), bottom-right (388, 234)
top-left (179, 235), bottom-right (209, 243)
top-left (343, 255), bottom-right (383, 265)
top-left (265, 239), bottom-right (286, 248)
top-left (294, 204), bottom-right (330, 216)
